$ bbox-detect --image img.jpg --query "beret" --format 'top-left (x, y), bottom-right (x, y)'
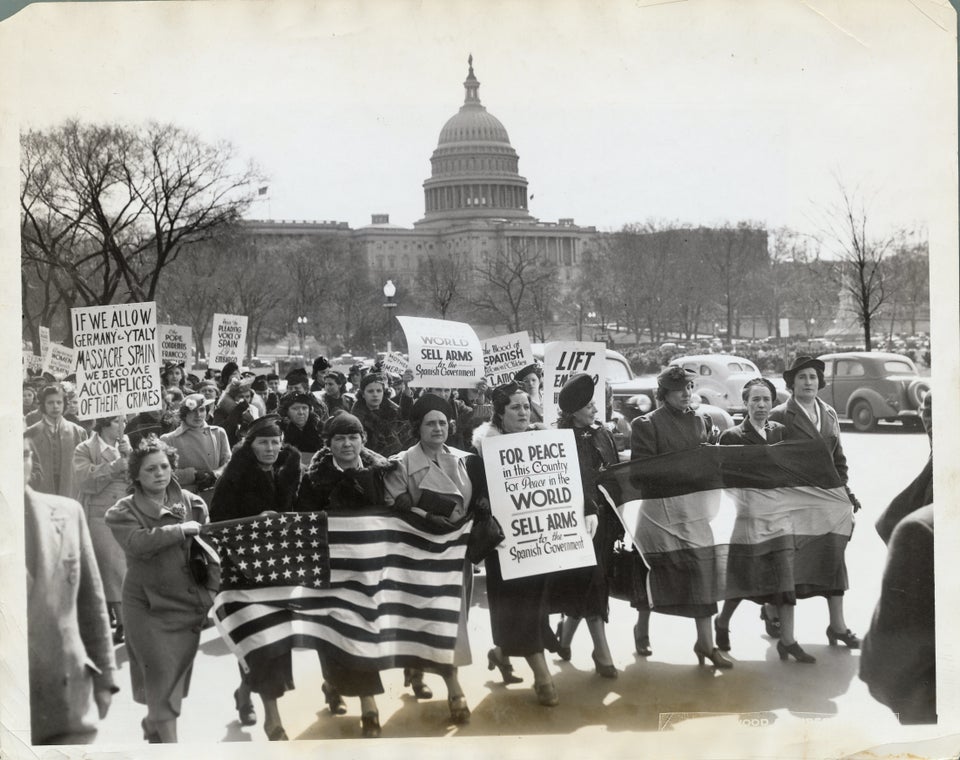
top-left (558, 373), bottom-right (596, 413)
top-left (410, 393), bottom-right (454, 425)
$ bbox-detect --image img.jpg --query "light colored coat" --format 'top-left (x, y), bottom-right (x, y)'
top-left (24, 418), bottom-right (89, 497)
top-left (769, 396), bottom-right (848, 482)
top-left (384, 443), bottom-right (473, 522)
top-left (25, 487), bottom-right (117, 744)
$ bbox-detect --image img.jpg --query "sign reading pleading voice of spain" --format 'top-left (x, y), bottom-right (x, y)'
top-left (42, 342), bottom-right (77, 378)
top-left (158, 324), bottom-right (193, 374)
top-left (210, 313), bottom-right (248, 369)
top-left (482, 428), bottom-right (595, 580)
top-left (543, 341), bottom-right (606, 427)
top-left (396, 316), bottom-right (484, 388)
top-left (482, 331), bottom-right (533, 387)
top-left (71, 302), bottom-right (161, 419)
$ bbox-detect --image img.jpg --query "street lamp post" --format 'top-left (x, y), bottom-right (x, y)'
top-left (383, 280), bottom-right (398, 353)
top-left (297, 316), bottom-right (308, 355)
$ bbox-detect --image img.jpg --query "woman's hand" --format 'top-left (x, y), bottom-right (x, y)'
top-left (181, 521), bottom-right (202, 536)
top-left (585, 514), bottom-right (598, 539)
top-left (117, 436), bottom-right (132, 457)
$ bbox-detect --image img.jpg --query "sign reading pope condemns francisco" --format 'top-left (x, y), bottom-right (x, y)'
top-left (481, 428), bottom-right (596, 580)
top-left (158, 324), bottom-right (193, 374)
top-left (396, 316), bottom-right (484, 389)
top-left (71, 302), bottom-right (162, 420)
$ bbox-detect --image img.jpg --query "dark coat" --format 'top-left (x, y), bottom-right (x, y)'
top-left (875, 455), bottom-right (933, 544)
top-left (351, 397), bottom-right (410, 457)
top-left (769, 397), bottom-right (848, 483)
top-left (209, 443), bottom-right (302, 522)
top-left (296, 447), bottom-right (397, 512)
top-left (630, 403), bottom-right (714, 460)
top-left (569, 423), bottom-right (619, 515)
top-left (717, 418), bottom-right (786, 446)
top-left (280, 413), bottom-right (325, 455)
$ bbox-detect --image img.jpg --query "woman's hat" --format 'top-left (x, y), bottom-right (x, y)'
top-left (410, 393), bottom-right (454, 426)
top-left (514, 363), bottom-right (540, 382)
top-left (280, 391), bottom-right (318, 415)
top-left (182, 393), bottom-right (214, 412)
top-left (323, 412), bottom-right (364, 438)
top-left (220, 362), bottom-right (240, 385)
top-left (245, 413), bottom-right (282, 440)
top-left (285, 367), bottom-right (309, 385)
top-left (783, 356), bottom-right (825, 387)
top-left (558, 373), bottom-right (596, 413)
top-left (359, 372), bottom-right (386, 392)
top-left (312, 356), bottom-right (331, 377)
top-left (657, 366), bottom-right (696, 391)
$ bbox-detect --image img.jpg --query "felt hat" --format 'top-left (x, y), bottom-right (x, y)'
top-left (783, 356), bottom-right (826, 388)
top-left (657, 366), bottom-right (697, 391)
top-left (359, 372), bottom-right (386, 392)
top-left (312, 356), bottom-right (331, 377)
top-left (285, 367), bottom-right (309, 385)
top-left (558, 372), bottom-right (596, 413)
top-left (741, 377), bottom-right (778, 402)
top-left (410, 393), bottom-right (454, 426)
top-left (245, 413), bottom-right (282, 440)
top-left (514, 363), bottom-right (540, 382)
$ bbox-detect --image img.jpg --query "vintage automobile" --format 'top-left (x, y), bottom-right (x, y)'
top-left (668, 354), bottom-right (788, 415)
top-left (817, 351), bottom-right (930, 432)
top-left (531, 344), bottom-right (734, 451)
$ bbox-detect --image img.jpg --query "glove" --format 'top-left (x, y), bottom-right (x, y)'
top-left (845, 486), bottom-right (862, 513)
top-left (196, 469), bottom-right (217, 490)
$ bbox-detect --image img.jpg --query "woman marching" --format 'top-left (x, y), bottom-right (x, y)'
top-left (769, 356), bottom-right (861, 649)
top-left (295, 412), bottom-right (399, 738)
top-left (714, 378), bottom-right (816, 663)
top-left (471, 382), bottom-right (562, 705)
top-left (209, 414), bottom-right (303, 741)
top-left (383, 394), bottom-right (482, 725)
top-left (552, 374), bottom-right (620, 678)
top-left (105, 436), bottom-right (217, 743)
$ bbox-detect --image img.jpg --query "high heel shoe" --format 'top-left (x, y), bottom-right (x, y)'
top-left (360, 711), bottom-right (381, 738)
top-left (322, 681), bottom-right (347, 715)
top-left (534, 680), bottom-right (559, 707)
top-left (591, 651), bottom-right (618, 679)
top-left (141, 717), bottom-right (161, 743)
top-left (265, 724), bottom-right (289, 741)
top-left (633, 623), bottom-right (652, 656)
top-left (760, 607), bottom-right (782, 639)
top-left (403, 667), bottom-right (433, 699)
top-left (233, 688), bottom-right (257, 726)
top-left (447, 695), bottom-right (471, 725)
top-left (714, 621), bottom-right (731, 652)
top-left (777, 640), bottom-right (816, 664)
top-left (487, 647), bottom-right (523, 684)
top-left (693, 642), bottom-right (733, 669)
top-left (826, 626), bottom-right (861, 649)
top-left (555, 619), bottom-right (572, 661)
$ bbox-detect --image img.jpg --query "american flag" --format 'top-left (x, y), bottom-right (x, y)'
top-left (206, 510), bottom-right (472, 671)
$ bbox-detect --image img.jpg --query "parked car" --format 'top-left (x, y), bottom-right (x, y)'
top-left (668, 354), bottom-right (788, 415)
top-left (531, 344), bottom-right (734, 450)
top-left (817, 351), bottom-right (930, 432)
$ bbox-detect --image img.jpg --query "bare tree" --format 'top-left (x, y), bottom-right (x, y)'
top-left (419, 248), bottom-right (467, 319)
top-left (881, 231), bottom-right (929, 337)
top-left (701, 222), bottom-right (768, 340)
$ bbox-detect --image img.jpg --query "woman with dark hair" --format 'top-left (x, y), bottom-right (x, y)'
top-left (213, 379), bottom-right (260, 446)
top-left (309, 356), bottom-right (331, 393)
top-left (73, 415), bottom-right (132, 644)
top-left (552, 374), bottom-right (620, 678)
top-left (318, 371), bottom-right (355, 416)
top-left (105, 436), bottom-right (215, 743)
top-left (296, 413), bottom-right (398, 738)
top-left (769, 356), bottom-right (861, 649)
top-left (279, 391), bottom-right (328, 466)
top-left (351, 373), bottom-right (409, 456)
top-left (629, 366), bottom-right (729, 668)
top-left (161, 363), bottom-right (186, 391)
top-left (514, 364), bottom-right (544, 423)
top-left (471, 382), bottom-right (560, 705)
top-left (209, 414), bottom-right (302, 741)
top-left (383, 394), bottom-right (481, 725)
top-left (714, 378), bottom-right (815, 663)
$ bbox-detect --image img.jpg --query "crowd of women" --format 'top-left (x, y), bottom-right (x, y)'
top-left (22, 351), bottom-right (872, 743)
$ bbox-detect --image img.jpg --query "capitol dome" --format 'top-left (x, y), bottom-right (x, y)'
top-left (416, 56), bottom-right (533, 226)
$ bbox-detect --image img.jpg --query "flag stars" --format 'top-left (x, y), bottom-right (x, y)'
top-left (265, 542), bottom-right (274, 552)
top-left (280, 541), bottom-right (289, 549)
top-left (282, 555), bottom-right (291, 564)
top-left (297, 567), bottom-right (306, 577)
top-left (296, 540), bottom-right (305, 549)
top-left (255, 573), bottom-right (264, 582)
top-left (309, 525), bottom-right (319, 535)
top-left (283, 569), bottom-right (293, 579)
top-left (311, 553), bottom-right (321, 562)
top-left (296, 554), bottom-right (306, 563)
top-left (267, 557), bottom-right (276, 567)
top-left (253, 559), bottom-right (263, 569)
top-left (270, 571), bottom-right (279, 581)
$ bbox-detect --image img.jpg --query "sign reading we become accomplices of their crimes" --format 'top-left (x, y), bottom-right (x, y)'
top-left (396, 316), bottom-right (484, 389)
top-left (71, 302), bottom-right (162, 420)
top-left (482, 428), bottom-right (596, 580)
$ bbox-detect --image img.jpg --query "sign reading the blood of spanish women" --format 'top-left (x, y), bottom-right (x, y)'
top-left (71, 302), bottom-right (161, 419)
top-left (482, 429), bottom-right (595, 580)
top-left (158, 324), bottom-right (193, 374)
top-left (542, 341), bottom-right (606, 427)
top-left (481, 331), bottom-right (533, 387)
top-left (210, 313), bottom-right (248, 369)
top-left (42, 343), bottom-right (76, 378)
top-left (396, 316), bottom-right (484, 389)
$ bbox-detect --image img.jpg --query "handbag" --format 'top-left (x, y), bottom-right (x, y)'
top-left (607, 540), bottom-right (644, 603)
top-left (466, 508), bottom-right (505, 564)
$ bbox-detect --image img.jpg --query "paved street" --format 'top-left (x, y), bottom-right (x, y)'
top-left (90, 424), bottom-right (935, 754)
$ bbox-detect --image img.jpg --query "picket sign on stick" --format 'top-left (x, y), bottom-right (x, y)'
top-left (38, 326), bottom-right (50, 363)
top-left (481, 331), bottom-right (533, 387)
top-left (158, 324), bottom-right (193, 374)
top-left (41, 342), bottom-right (77, 379)
top-left (542, 341), bottom-right (606, 427)
top-left (210, 313), bottom-right (248, 370)
top-left (380, 351), bottom-right (408, 377)
top-left (71, 302), bottom-right (161, 420)
top-left (396, 316), bottom-right (484, 389)
top-left (481, 428), bottom-right (595, 580)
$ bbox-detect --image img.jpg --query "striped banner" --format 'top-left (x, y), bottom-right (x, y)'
top-left (597, 440), bottom-right (854, 609)
top-left (208, 510), bottom-right (472, 671)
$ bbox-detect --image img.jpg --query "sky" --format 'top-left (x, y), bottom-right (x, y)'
top-left (3, 0), bottom-right (956, 247)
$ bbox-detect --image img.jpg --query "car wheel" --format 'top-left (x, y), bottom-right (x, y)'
top-left (907, 379), bottom-right (930, 409)
top-left (850, 400), bottom-right (877, 432)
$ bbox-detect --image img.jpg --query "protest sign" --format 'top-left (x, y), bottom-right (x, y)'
top-left (381, 351), bottom-right (408, 377)
top-left (542, 341), bottom-right (606, 427)
top-left (396, 316), bottom-right (484, 389)
top-left (210, 313), bottom-right (248, 369)
top-left (481, 331), bottom-right (533, 387)
top-left (23, 353), bottom-right (43, 378)
top-left (71, 302), bottom-right (161, 420)
top-left (42, 342), bottom-right (77, 379)
top-left (38, 325), bottom-right (50, 362)
top-left (481, 428), bottom-right (594, 580)
top-left (158, 324), bottom-right (193, 374)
